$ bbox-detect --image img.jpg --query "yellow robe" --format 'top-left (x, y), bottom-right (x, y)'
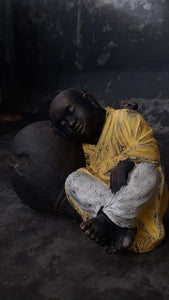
top-left (66, 108), bottom-right (169, 253)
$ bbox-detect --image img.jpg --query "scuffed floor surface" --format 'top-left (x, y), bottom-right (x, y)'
top-left (1, 107), bottom-right (169, 300)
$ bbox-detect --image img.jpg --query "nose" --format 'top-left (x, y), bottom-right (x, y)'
top-left (69, 120), bottom-right (76, 128)
top-left (66, 116), bottom-right (76, 128)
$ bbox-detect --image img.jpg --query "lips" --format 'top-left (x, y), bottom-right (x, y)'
top-left (74, 121), bottom-right (83, 134)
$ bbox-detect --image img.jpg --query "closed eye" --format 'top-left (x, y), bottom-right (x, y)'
top-left (65, 105), bottom-right (74, 115)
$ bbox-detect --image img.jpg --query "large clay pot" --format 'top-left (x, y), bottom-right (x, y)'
top-left (9, 121), bottom-right (85, 216)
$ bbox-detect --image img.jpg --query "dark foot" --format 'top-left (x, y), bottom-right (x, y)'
top-left (110, 158), bottom-right (135, 193)
top-left (80, 211), bottom-right (136, 252)
top-left (106, 227), bottom-right (137, 254)
top-left (80, 211), bottom-right (116, 247)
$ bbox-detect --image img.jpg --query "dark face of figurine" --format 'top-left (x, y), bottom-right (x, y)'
top-left (49, 89), bottom-right (105, 144)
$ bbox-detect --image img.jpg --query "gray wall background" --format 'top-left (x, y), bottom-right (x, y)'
top-left (1, 0), bottom-right (169, 78)
top-left (0, 0), bottom-right (169, 120)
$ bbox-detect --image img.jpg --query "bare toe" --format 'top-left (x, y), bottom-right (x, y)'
top-left (85, 226), bottom-right (94, 236)
top-left (80, 220), bottom-right (92, 231)
top-left (80, 222), bottom-right (86, 231)
top-left (85, 229), bottom-right (91, 236)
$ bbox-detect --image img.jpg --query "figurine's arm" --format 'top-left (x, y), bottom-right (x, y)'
top-left (110, 159), bottom-right (135, 194)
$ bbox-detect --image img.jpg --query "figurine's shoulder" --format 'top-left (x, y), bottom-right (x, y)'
top-left (106, 107), bottom-right (153, 141)
top-left (106, 107), bottom-right (146, 124)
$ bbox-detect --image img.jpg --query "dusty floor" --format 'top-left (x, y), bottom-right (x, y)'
top-left (1, 71), bottom-right (169, 300)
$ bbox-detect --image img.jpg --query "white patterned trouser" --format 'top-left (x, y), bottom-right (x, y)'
top-left (65, 163), bottom-right (161, 228)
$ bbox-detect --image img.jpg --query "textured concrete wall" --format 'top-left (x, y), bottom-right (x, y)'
top-left (0, 0), bottom-right (169, 78)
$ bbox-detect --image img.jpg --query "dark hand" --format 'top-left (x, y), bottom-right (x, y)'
top-left (110, 158), bottom-right (135, 193)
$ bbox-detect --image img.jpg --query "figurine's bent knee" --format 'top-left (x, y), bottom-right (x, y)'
top-left (129, 163), bottom-right (161, 196)
top-left (103, 163), bottom-right (161, 228)
top-left (65, 170), bottom-right (111, 217)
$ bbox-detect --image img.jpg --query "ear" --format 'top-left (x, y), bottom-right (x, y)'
top-left (83, 92), bottom-right (92, 102)
top-left (82, 91), bottom-right (100, 109)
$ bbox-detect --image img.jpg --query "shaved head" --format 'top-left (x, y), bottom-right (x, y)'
top-left (49, 88), bottom-right (106, 144)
